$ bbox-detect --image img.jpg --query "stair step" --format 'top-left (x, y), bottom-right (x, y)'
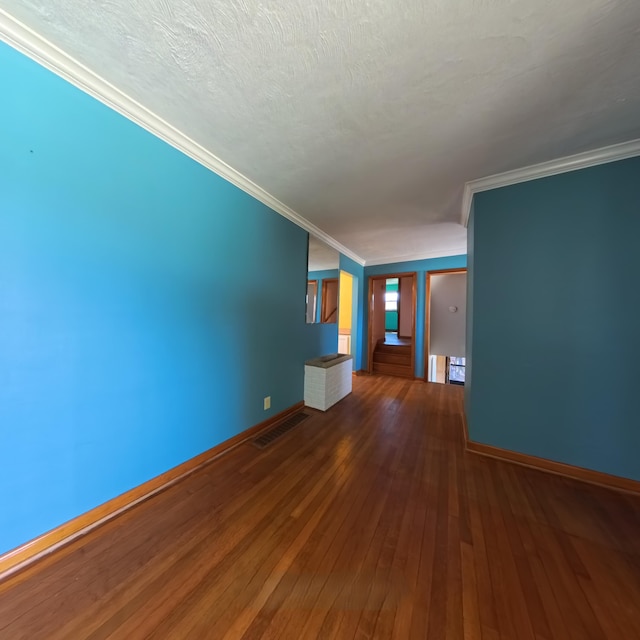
top-left (373, 362), bottom-right (414, 379)
top-left (373, 352), bottom-right (411, 365)
top-left (375, 344), bottom-right (411, 355)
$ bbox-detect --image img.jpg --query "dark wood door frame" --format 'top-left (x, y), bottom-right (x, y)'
top-left (321, 278), bottom-right (338, 323)
top-left (424, 268), bottom-right (467, 382)
top-left (306, 279), bottom-right (318, 323)
top-left (367, 272), bottom-right (417, 375)
top-left (397, 276), bottom-right (413, 339)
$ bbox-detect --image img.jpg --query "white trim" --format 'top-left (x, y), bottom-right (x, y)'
top-left (0, 9), bottom-right (365, 266)
top-left (461, 138), bottom-right (640, 226)
top-left (364, 245), bottom-right (468, 267)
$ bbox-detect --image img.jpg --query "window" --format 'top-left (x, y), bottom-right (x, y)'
top-left (448, 357), bottom-right (466, 384)
top-left (385, 290), bottom-right (398, 311)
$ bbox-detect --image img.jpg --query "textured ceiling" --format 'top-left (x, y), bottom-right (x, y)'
top-left (3, 0), bottom-right (640, 263)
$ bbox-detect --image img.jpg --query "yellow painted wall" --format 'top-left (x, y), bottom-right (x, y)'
top-left (339, 271), bottom-right (353, 332)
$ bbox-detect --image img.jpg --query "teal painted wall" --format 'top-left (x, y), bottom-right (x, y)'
top-left (385, 281), bottom-right (399, 331)
top-left (465, 201), bottom-right (475, 412)
top-left (365, 255), bottom-right (467, 377)
top-left (339, 255), bottom-right (365, 370)
top-left (0, 42), bottom-right (325, 554)
top-left (467, 157), bottom-right (640, 481)
top-left (303, 320), bottom-right (339, 362)
top-left (305, 265), bottom-right (339, 359)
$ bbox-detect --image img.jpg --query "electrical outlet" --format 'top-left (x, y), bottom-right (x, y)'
top-left (263, 396), bottom-right (271, 410)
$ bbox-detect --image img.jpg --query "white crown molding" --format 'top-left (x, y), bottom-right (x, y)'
top-left (364, 245), bottom-right (468, 267)
top-left (460, 138), bottom-right (640, 227)
top-left (0, 9), bottom-right (365, 266)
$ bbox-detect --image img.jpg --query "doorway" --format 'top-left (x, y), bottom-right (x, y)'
top-left (306, 280), bottom-right (318, 324)
top-left (321, 278), bottom-right (338, 323)
top-left (368, 272), bottom-right (416, 378)
top-left (338, 271), bottom-right (354, 357)
top-left (425, 268), bottom-right (467, 384)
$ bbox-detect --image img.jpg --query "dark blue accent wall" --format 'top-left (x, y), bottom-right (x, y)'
top-left (465, 201), bottom-right (475, 412)
top-left (0, 42), bottom-right (326, 554)
top-left (466, 157), bottom-right (640, 481)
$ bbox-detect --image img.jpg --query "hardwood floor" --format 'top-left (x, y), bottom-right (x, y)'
top-left (1, 376), bottom-right (640, 639)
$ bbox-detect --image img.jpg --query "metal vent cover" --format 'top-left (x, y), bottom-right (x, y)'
top-left (252, 412), bottom-right (310, 449)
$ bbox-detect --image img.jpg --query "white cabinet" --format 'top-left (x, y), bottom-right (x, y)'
top-left (304, 354), bottom-right (353, 411)
top-left (338, 334), bottom-right (351, 354)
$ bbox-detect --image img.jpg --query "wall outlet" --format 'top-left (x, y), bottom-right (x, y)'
top-left (263, 396), bottom-right (271, 410)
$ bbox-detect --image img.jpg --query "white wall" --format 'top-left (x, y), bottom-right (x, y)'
top-left (399, 275), bottom-right (413, 337)
top-left (430, 272), bottom-right (466, 357)
top-left (372, 279), bottom-right (387, 344)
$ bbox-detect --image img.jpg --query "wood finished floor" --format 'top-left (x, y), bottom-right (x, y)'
top-left (2, 376), bottom-right (640, 639)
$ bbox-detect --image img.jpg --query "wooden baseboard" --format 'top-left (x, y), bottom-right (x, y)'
top-left (465, 434), bottom-right (640, 496)
top-left (461, 412), bottom-right (470, 444)
top-left (0, 401), bottom-right (304, 581)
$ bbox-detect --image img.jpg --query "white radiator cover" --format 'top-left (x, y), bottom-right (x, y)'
top-left (338, 334), bottom-right (351, 354)
top-left (304, 355), bottom-right (352, 411)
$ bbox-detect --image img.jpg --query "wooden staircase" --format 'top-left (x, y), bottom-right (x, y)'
top-left (372, 341), bottom-right (413, 378)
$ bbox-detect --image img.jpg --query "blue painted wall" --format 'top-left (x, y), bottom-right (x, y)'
top-left (339, 255), bottom-right (365, 370)
top-left (0, 42), bottom-right (324, 554)
top-left (365, 256), bottom-right (467, 377)
top-left (467, 157), bottom-right (640, 481)
top-left (306, 268), bottom-right (339, 355)
top-left (303, 320), bottom-right (339, 364)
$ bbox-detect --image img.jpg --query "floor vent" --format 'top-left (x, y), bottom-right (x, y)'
top-left (252, 412), bottom-right (310, 449)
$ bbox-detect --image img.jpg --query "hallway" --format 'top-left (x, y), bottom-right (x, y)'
top-left (383, 332), bottom-right (411, 346)
top-left (1, 376), bottom-right (640, 639)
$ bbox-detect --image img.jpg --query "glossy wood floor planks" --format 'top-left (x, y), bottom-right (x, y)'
top-left (1, 376), bottom-right (640, 639)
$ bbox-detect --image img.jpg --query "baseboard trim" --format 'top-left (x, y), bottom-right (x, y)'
top-left (461, 412), bottom-right (470, 443)
top-left (0, 401), bottom-right (304, 581)
top-left (466, 438), bottom-right (640, 496)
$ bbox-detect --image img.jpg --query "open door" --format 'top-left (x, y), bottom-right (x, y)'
top-left (321, 278), bottom-right (338, 323)
top-left (338, 271), bottom-right (354, 356)
top-left (368, 272), bottom-right (416, 378)
top-left (306, 280), bottom-right (318, 323)
top-left (425, 268), bottom-right (467, 383)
